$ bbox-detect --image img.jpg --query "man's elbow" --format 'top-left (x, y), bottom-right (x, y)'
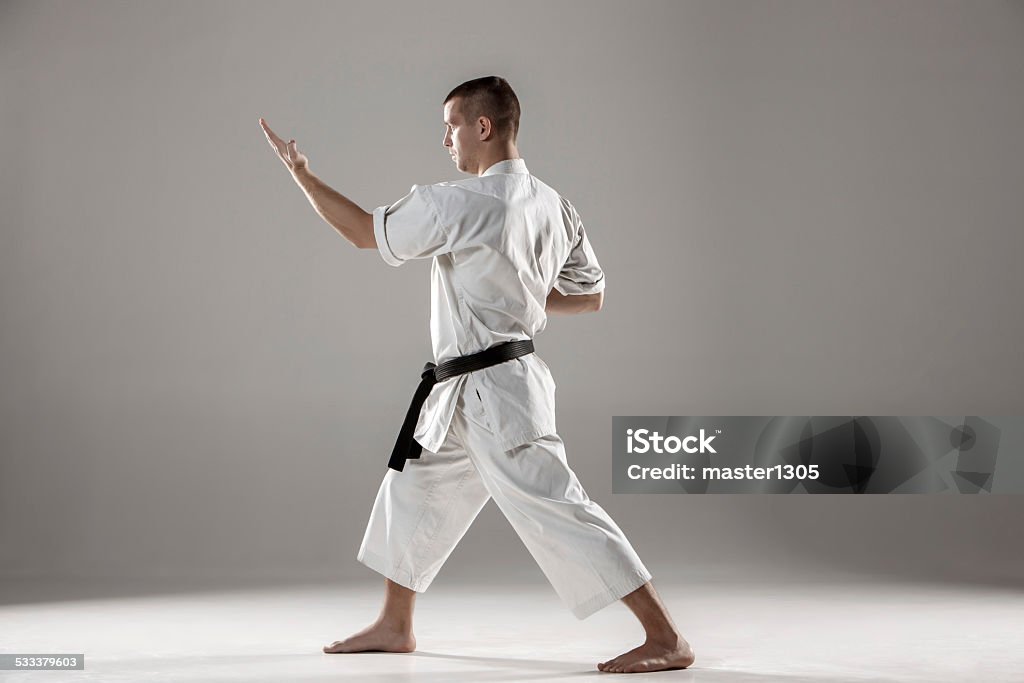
top-left (357, 211), bottom-right (377, 249)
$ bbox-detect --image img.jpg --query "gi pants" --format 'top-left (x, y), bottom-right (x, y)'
top-left (358, 384), bottom-right (652, 619)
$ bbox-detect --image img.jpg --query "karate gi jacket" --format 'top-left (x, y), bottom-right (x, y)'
top-left (372, 158), bottom-right (605, 453)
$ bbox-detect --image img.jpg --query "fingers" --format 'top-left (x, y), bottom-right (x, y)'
top-left (258, 117), bottom-right (274, 141)
top-left (259, 118), bottom-right (301, 169)
top-left (259, 118), bottom-right (308, 170)
top-left (259, 118), bottom-right (288, 157)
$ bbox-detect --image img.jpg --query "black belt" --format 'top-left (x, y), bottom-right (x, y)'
top-left (387, 339), bottom-right (535, 472)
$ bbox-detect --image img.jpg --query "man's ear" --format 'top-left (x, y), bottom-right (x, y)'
top-left (477, 116), bottom-right (493, 141)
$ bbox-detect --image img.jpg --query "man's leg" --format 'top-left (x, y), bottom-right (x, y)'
top-left (596, 582), bottom-right (696, 673)
top-left (325, 417), bottom-right (491, 654)
top-left (456, 390), bottom-right (695, 672)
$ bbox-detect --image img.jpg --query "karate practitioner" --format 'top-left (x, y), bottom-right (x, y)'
top-left (259, 76), bottom-right (695, 674)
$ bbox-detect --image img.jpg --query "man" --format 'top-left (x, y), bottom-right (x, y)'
top-left (259, 76), bottom-right (695, 674)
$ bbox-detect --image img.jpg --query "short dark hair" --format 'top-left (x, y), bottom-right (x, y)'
top-left (444, 76), bottom-right (521, 142)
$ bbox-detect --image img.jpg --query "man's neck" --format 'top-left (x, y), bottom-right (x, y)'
top-left (475, 144), bottom-right (520, 176)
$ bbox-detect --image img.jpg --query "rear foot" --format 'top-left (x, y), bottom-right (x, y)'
top-left (323, 620), bottom-right (416, 654)
top-left (597, 637), bottom-right (695, 673)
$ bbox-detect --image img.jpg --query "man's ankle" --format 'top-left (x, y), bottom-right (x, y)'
top-left (645, 629), bottom-right (683, 648)
top-left (377, 615), bottom-right (413, 633)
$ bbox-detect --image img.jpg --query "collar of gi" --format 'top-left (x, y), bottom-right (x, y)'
top-left (481, 158), bottom-right (529, 177)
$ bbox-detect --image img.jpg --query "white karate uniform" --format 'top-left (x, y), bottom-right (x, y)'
top-left (358, 158), bottom-right (651, 619)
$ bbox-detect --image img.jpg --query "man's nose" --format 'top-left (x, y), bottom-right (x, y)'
top-left (442, 131), bottom-right (451, 147)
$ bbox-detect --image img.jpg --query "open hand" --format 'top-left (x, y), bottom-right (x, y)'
top-left (259, 118), bottom-right (308, 173)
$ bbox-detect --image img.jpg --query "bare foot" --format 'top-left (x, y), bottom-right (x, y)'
top-left (323, 619), bottom-right (416, 654)
top-left (597, 636), bottom-right (695, 674)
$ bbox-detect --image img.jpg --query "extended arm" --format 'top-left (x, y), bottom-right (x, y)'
top-left (546, 289), bottom-right (604, 314)
top-left (259, 118), bottom-right (376, 250)
top-left (291, 167), bottom-right (376, 249)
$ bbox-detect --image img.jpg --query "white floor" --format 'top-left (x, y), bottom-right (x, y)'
top-left (2, 577), bottom-right (1022, 682)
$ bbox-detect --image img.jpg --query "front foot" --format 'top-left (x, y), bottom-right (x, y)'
top-left (597, 637), bottom-right (695, 674)
top-left (323, 619), bottom-right (416, 654)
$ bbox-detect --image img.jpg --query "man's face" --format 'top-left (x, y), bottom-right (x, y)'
top-left (442, 98), bottom-right (479, 174)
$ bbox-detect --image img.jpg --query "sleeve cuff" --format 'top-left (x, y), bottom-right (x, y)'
top-left (554, 273), bottom-right (606, 296)
top-left (373, 205), bottom-right (405, 267)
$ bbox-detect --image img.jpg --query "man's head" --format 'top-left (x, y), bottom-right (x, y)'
top-left (442, 76), bottom-right (521, 174)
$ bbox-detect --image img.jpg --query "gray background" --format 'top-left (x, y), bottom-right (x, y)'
top-left (1, 0), bottom-right (1022, 594)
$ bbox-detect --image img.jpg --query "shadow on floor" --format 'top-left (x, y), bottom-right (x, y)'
top-left (78, 651), bottom-right (865, 682)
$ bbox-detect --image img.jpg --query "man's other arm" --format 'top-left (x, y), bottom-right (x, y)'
top-left (545, 289), bottom-right (604, 314)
